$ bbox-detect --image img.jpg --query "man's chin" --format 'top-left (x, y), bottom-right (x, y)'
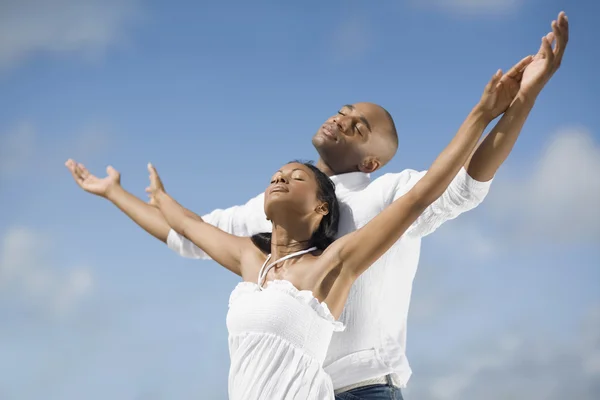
top-left (312, 132), bottom-right (337, 151)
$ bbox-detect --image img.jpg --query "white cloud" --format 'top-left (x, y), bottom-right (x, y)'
top-left (417, 0), bottom-right (522, 15)
top-left (71, 124), bottom-right (113, 159)
top-left (0, 122), bottom-right (35, 179)
top-left (430, 128), bottom-right (600, 259)
top-left (0, 0), bottom-right (142, 70)
top-left (329, 16), bottom-right (372, 62)
top-left (0, 122), bottom-right (112, 180)
top-left (491, 128), bottom-right (600, 244)
top-left (406, 128), bottom-right (600, 399)
top-left (0, 227), bottom-right (93, 316)
top-left (405, 305), bottom-right (600, 400)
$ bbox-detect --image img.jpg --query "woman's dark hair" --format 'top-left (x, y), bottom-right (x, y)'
top-left (251, 161), bottom-right (340, 254)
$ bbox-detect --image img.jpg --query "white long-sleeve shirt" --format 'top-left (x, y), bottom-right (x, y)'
top-left (167, 167), bottom-right (492, 389)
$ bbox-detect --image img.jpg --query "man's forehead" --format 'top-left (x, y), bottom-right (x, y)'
top-left (341, 103), bottom-right (389, 129)
top-left (350, 102), bottom-right (383, 113)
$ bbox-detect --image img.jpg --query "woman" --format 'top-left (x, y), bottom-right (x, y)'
top-left (145, 71), bottom-right (513, 400)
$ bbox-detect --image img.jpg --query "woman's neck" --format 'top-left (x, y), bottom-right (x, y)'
top-left (269, 221), bottom-right (314, 261)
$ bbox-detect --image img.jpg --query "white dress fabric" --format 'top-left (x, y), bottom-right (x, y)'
top-left (226, 249), bottom-right (344, 399)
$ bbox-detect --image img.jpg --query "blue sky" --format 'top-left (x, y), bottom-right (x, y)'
top-left (0, 1), bottom-right (598, 399)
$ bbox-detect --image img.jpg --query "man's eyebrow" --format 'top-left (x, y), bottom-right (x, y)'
top-left (342, 104), bottom-right (371, 131)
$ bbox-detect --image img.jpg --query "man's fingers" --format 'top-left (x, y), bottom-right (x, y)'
top-left (73, 163), bottom-right (83, 179)
top-left (67, 163), bottom-right (85, 186)
top-left (65, 159), bottom-right (79, 175)
top-left (77, 163), bottom-right (90, 179)
top-left (147, 162), bottom-right (155, 181)
top-left (541, 36), bottom-right (554, 63)
top-left (147, 162), bottom-right (163, 189)
top-left (147, 162), bottom-right (157, 177)
top-left (551, 20), bottom-right (564, 64)
top-left (553, 12), bottom-right (569, 66)
top-left (65, 159), bottom-right (88, 188)
top-left (560, 12), bottom-right (569, 41)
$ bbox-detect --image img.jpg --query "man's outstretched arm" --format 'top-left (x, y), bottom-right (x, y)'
top-left (65, 160), bottom-right (201, 243)
top-left (401, 11), bottom-right (569, 239)
top-left (165, 192), bottom-right (270, 259)
top-left (466, 11), bottom-right (568, 182)
top-left (65, 160), bottom-right (270, 259)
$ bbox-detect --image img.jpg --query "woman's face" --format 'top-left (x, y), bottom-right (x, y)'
top-left (264, 162), bottom-right (327, 222)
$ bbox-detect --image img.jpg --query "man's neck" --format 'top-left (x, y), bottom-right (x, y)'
top-left (316, 158), bottom-right (366, 177)
top-left (315, 158), bottom-right (336, 177)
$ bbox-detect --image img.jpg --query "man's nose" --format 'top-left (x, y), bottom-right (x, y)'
top-left (332, 117), bottom-right (350, 135)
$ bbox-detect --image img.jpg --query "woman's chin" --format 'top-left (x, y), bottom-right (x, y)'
top-left (265, 197), bottom-right (297, 221)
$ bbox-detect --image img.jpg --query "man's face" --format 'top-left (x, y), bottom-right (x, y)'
top-left (312, 102), bottom-right (396, 175)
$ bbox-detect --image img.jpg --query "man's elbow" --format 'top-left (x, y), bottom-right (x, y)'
top-left (178, 216), bottom-right (197, 239)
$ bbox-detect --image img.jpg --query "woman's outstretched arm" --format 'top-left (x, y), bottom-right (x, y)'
top-left (147, 163), bottom-right (256, 276)
top-left (328, 63), bottom-right (531, 278)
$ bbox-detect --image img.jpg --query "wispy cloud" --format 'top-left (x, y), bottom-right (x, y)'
top-left (431, 127), bottom-right (600, 260)
top-left (491, 128), bottom-right (600, 244)
top-left (0, 121), bottom-right (112, 180)
top-left (406, 127), bottom-right (600, 398)
top-left (0, 227), bottom-right (93, 317)
top-left (0, 0), bottom-right (142, 70)
top-left (416, 0), bottom-right (523, 16)
top-left (329, 16), bottom-right (373, 63)
top-left (405, 304), bottom-right (600, 400)
top-left (0, 122), bottom-right (35, 179)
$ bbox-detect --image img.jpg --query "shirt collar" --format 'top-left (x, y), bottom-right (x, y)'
top-left (329, 172), bottom-right (371, 195)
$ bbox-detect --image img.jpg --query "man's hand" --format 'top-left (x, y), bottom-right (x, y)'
top-left (65, 159), bottom-right (121, 198)
top-left (478, 55), bottom-right (533, 121)
top-left (145, 163), bottom-right (166, 207)
top-left (520, 11), bottom-right (569, 99)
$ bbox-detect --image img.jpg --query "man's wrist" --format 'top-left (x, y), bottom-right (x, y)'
top-left (105, 183), bottom-right (124, 202)
top-left (154, 190), bottom-right (168, 206)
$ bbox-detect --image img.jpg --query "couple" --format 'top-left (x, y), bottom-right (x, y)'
top-left (66, 12), bottom-right (568, 400)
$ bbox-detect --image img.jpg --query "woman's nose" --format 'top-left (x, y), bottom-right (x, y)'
top-left (275, 175), bottom-right (288, 184)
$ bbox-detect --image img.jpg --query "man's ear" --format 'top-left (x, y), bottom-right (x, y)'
top-left (359, 157), bottom-right (380, 173)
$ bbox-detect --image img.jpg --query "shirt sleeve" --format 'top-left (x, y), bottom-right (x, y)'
top-left (393, 167), bottom-right (492, 239)
top-left (166, 192), bottom-right (271, 260)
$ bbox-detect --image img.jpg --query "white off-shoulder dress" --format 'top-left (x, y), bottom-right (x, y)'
top-left (226, 248), bottom-right (344, 399)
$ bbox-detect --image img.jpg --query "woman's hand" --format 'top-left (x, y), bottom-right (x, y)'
top-left (478, 55), bottom-right (533, 121)
top-left (145, 163), bottom-right (166, 207)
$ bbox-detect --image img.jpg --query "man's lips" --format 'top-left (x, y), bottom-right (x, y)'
top-left (321, 124), bottom-right (338, 141)
top-left (270, 184), bottom-right (288, 194)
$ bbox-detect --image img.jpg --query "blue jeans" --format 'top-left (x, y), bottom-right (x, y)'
top-left (335, 384), bottom-right (404, 400)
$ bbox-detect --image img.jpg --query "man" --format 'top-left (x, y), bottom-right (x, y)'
top-left (66, 12), bottom-right (568, 399)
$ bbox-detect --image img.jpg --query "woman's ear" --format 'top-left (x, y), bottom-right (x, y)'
top-left (316, 202), bottom-right (329, 216)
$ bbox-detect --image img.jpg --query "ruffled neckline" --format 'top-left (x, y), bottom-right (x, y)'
top-left (230, 280), bottom-right (345, 332)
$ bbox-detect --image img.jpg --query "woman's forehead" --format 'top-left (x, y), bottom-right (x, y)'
top-left (276, 162), bottom-right (310, 174)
